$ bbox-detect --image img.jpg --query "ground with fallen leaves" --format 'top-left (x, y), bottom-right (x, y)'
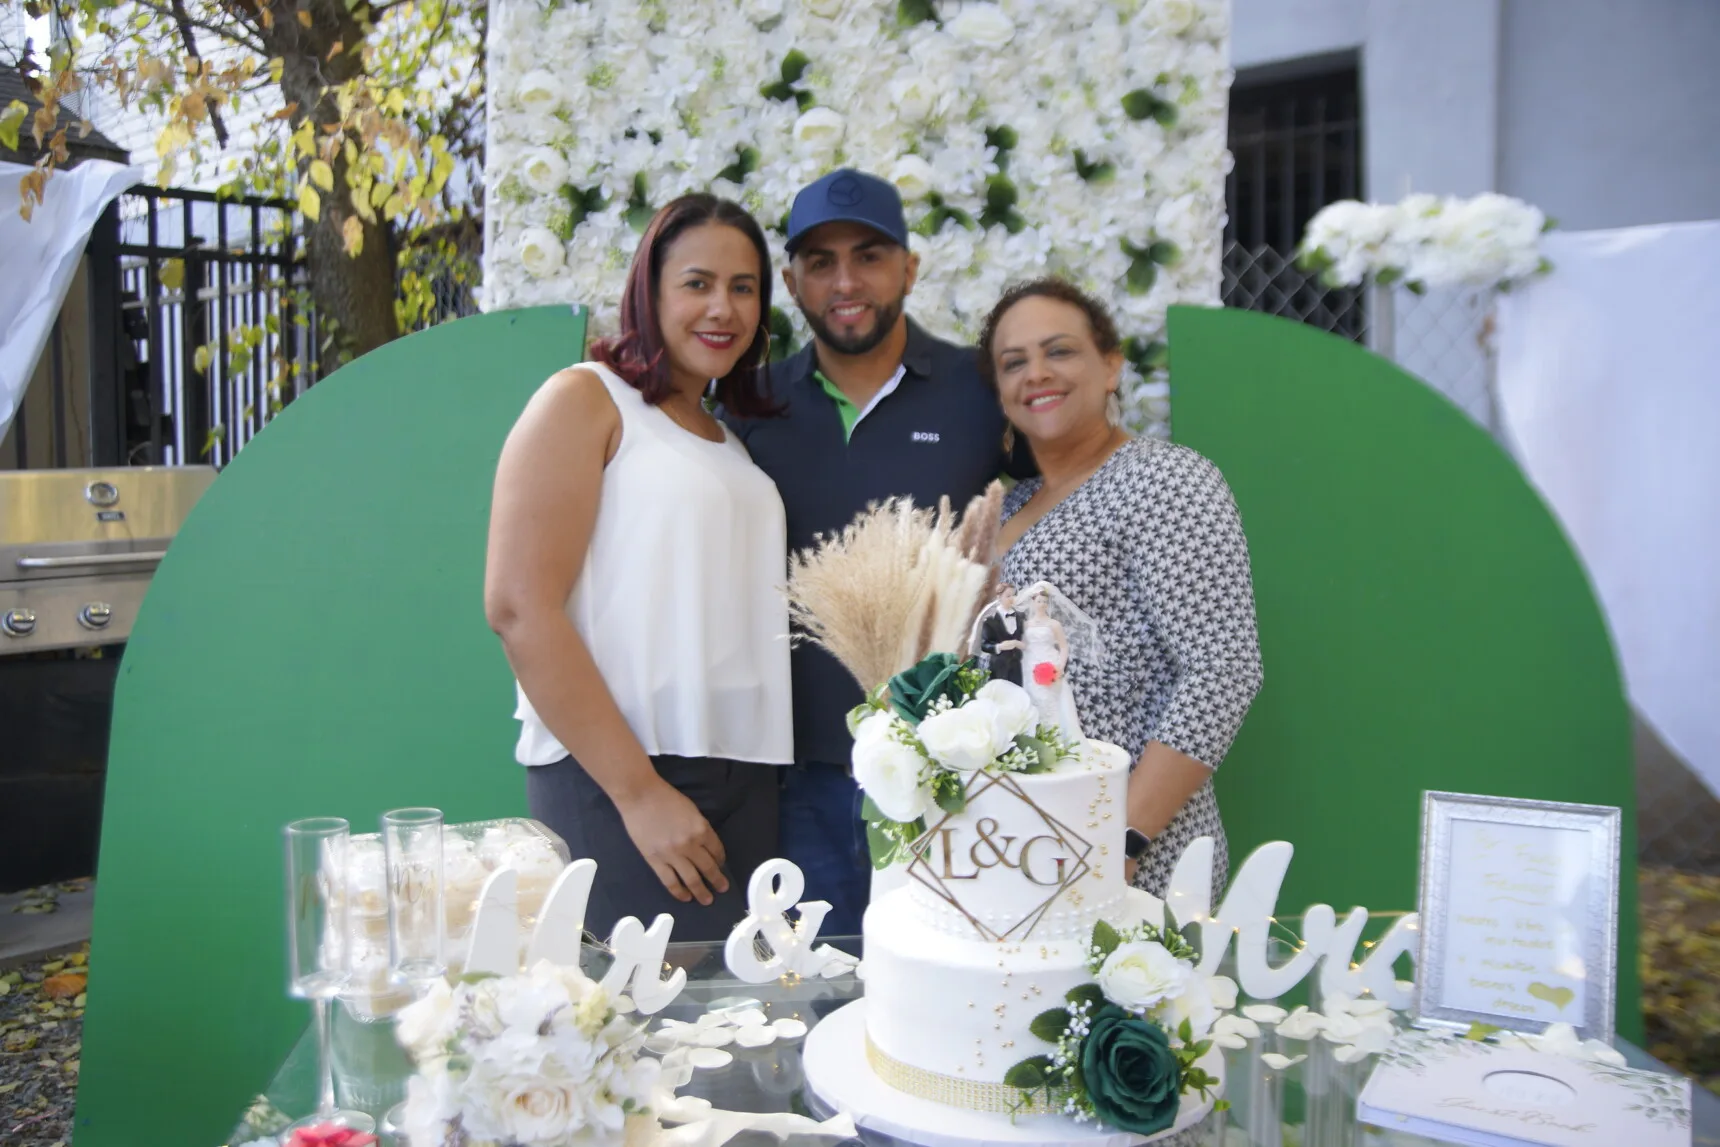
top-left (1640, 864), bottom-right (1720, 1097)
top-left (1, 946), bottom-right (86, 1146)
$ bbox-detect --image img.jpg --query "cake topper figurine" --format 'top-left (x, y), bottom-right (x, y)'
top-left (967, 582), bottom-right (1026, 685)
top-left (1015, 581), bottom-right (1105, 742)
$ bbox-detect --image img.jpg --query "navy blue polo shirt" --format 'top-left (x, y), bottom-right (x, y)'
top-left (726, 319), bottom-right (1025, 767)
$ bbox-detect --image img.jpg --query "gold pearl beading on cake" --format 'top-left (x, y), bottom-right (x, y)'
top-left (866, 1033), bottom-right (1069, 1114)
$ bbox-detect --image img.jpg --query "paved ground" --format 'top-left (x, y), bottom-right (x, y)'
top-left (0, 882), bottom-right (95, 970)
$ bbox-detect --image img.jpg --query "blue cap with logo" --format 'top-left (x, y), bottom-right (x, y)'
top-left (785, 168), bottom-right (909, 255)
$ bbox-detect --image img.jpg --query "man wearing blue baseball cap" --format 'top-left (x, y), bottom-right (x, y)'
top-left (725, 168), bottom-right (1030, 935)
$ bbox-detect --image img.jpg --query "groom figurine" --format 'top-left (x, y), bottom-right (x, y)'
top-left (724, 169), bottom-right (1031, 935)
top-left (974, 583), bottom-right (1026, 686)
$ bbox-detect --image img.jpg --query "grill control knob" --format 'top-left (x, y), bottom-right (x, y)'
top-left (2, 608), bottom-right (37, 637)
top-left (78, 602), bottom-right (114, 630)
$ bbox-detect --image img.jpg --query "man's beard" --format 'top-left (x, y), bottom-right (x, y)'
top-left (800, 295), bottom-right (906, 356)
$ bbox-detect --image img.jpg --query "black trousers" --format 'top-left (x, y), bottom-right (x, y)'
top-left (526, 754), bottom-right (780, 943)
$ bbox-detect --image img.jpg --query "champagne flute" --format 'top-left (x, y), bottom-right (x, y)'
top-left (381, 807), bottom-right (446, 1139)
top-left (284, 816), bottom-right (376, 1134)
top-left (383, 807), bottom-right (446, 988)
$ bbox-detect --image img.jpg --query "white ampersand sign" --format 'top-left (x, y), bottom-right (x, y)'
top-left (724, 859), bottom-right (854, 983)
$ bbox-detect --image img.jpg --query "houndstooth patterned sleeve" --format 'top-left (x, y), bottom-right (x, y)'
top-left (1127, 445), bottom-right (1264, 769)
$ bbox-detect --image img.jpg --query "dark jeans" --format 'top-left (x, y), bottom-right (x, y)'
top-left (778, 761), bottom-right (871, 938)
top-left (526, 754), bottom-right (779, 943)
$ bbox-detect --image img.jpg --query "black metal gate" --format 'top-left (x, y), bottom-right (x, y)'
top-left (1223, 65), bottom-right (1369, 341)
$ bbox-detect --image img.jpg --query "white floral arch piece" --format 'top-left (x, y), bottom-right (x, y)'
top-left (481, 0), bottom-right (1234, 433)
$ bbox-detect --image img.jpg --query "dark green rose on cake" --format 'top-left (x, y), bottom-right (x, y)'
top-left (1080, 1004), bottom-right (1183, 1134)
top-left (885, 651), bottom-right (969, 722)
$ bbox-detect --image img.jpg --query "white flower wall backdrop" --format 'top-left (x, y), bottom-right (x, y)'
top-left (482, 0), bottom-right (1233, 432)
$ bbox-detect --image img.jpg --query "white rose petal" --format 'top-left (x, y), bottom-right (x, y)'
top-left (1096, 941), bottom-right (1190, 1012)
top-left (1261, 1052), bottom-right (1307, 1071)
top-left (732, 1024), bottom-right (776, 1048)
top-left (694, 1027), bottom-right (735, 1048)
top-left (792, 107), bottom-right (846, 152)
top-left (1212, 1014), bottom-right (1261, 1041)
top-left (1213, 1032), bottom-right (1247, 1050)
top-left (687, 1048), bottom-right (734, 1070)
top-left (1275, 1006), bottom-right (1326, 1041)
top-left (852, 716), bottom-right (935, 822)
top-left (1333, 1044), bottom-right (1373, 1064)
top-left (948, 2), bottom-right (1015, 47)
top-left (1243, 1004), bottom-right (1288, 1025)
top-left (772, 1017), bottom-right (809, 1039)
top-left (517, 227), bottom-right (566, 279)
top-left (1206, 974), bottom-right (1239, 1011)
top-left (889, 155), bottom-right (937, 202)
top-left (802, 0), bottom-right (844, 16)
top-left (917, 702), bottom-right (1002, 774)
top-left (724, 1008), bottom-right (769, 1028)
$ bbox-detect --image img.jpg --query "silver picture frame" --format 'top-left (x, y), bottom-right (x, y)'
top-left (1414, 790), bottom-right (1621, 1044)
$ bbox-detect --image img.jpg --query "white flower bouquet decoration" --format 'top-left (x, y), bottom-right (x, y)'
top-left (394, 960), bottom-right (664, 1147)
top-left (482, 0), bottom-right (1236, 433)
top-left (1297, 192), bottom-right (1552, 293)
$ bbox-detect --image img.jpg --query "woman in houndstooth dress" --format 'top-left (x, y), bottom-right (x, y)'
top-left (982, 279), bottom-right (1264, 906)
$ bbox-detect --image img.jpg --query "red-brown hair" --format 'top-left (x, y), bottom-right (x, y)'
top-left (589, 193), bottom-right (780, 418)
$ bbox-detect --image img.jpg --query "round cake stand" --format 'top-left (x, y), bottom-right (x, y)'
top-left (802, 999), bottom-right (1223, 1147)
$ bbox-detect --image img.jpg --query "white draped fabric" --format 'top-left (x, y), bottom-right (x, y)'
top-left (0, 159), bottom-right (143, 444)
top-left (1496, 221), bottom-right (1720, 799)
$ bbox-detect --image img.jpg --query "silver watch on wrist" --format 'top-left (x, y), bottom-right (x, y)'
top-left (1124, 826), bottom-right (1152, 861)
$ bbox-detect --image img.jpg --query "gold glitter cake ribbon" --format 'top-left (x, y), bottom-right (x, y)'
top-left (865, 1033), bottom-right (1070, 1114)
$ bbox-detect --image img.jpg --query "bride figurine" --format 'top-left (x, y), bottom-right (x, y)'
top-left (1022, 587), bottom-right (1086, 742)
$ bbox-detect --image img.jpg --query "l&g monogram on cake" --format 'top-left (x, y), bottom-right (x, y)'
top-left (905, 771), bottom-right (1097, 942)
top-left (923, 816), bottom-right (1074, 886)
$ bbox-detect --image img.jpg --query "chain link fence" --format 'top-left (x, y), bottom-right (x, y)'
top-left (1222, 240), bottom-right (1720, 874)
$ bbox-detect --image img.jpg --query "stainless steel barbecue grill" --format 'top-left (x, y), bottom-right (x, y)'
top-left (0, 466), bottom-right (217, 653)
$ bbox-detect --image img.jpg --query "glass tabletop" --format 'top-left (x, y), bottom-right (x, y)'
top-left (229, 936), bottom-right (1720, 1147)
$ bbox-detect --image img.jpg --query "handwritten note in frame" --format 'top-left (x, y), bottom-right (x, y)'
top-left (1415, 791), bottom-right (1621, 1044)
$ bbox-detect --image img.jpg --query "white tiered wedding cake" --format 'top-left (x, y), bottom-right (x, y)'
top-left (861, 740), bottom-right (1162, 1102)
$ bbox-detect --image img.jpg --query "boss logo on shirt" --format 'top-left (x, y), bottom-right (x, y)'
top-left (912, 431), bottom-right (942, 443)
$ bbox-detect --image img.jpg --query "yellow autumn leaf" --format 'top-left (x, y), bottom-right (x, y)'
top-left (291, 120), bottom-right (315, 157)
top-left (159, 258), bottom-right (185, 291)
top-left (382, 191), bottom-right (406, 220)
top-left (0, 101), bottom-right (27, 153)
top-left (297, 9), bottom-right (312, 27)
top-left (298, 183), bottom-right (321, 222)
top-left (309, 158), bottom-right (334, 192)
top-left (350, 184), bottom-right (376, 225)
top-left (193, 345), bottom-right (213, 375)
top-left (370, 181), bottom-right (391, 209)
top-left (341, 215), bottom-right (364, 256)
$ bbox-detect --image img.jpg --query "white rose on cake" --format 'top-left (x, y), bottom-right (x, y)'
top-left (853, 712), bottom-right (935, 822)
top-left (1159, 967), bottom-right (1218, 1039)
top-left (1097, 940), bottom-right (1190, 1012)
top-left (888, 155), bottom-right (936, 201)
top-left (916, 702), bottom-right (1000, 774)
top-left (975, 679), bottom-right (1036, 752)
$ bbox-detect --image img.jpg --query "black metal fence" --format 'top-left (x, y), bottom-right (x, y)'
top-left (1223, 65), bottom-right (1368, 341)
top-left (115, 186), bottom-right (322, 468)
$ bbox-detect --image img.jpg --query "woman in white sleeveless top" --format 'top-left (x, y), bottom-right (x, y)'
top-left (484, 194), bottom-right (792, 941)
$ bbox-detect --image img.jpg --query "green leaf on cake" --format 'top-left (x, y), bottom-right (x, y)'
top-left (1092, 920), bottom-right (1123, 960)
top-left (780, 50), bottom-right (811, 85)
top-left (1013, 734), bottom-right (1058, 773)
top-left (1003, 1054), bottom-right (1054, 1090)
top-left (1066, 982), bottom-right (1105, 1011)
top-left (934, 774), bottom-right (967, 815)
top-left (1029, 1007), bottom-right (1072, 1043)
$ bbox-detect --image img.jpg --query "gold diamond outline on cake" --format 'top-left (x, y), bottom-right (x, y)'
top-left (906, 772), bottom-right (1094, 942)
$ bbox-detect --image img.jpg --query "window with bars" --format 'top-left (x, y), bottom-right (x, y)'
top-left (1223, 66), bottom-right (1368, 341)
